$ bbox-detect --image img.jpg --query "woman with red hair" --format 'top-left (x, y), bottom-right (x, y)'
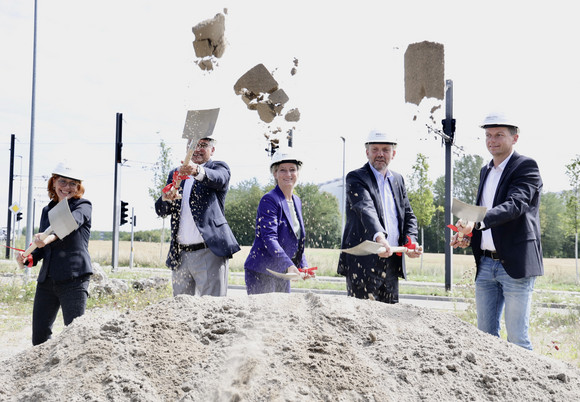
top-left (16, 162), bottom-right (93, 345)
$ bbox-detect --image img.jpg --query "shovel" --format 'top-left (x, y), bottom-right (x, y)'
top-left (447, 198), bottom-right (487, 239)
top-left (22, 198), bottom-right (79, 257)
top-left (163, 108), bottom-right (220, 197)
top-left (266, 267), bottom-right (318, 281)
top-left (451, 198), bottom-right (487, 223)
top-left (340, 240), bottom-right (411, 256)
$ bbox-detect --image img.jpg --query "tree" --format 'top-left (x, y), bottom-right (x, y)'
top-left (539, 192), bottom-right (566, 257)
top-left (453, 154), bottom-right (485, 204)
top-left (149, 139), bottom-right (174, 260)
top-left (225, 178), bottom-right (264, 246)
top-left (148, 139), bottom-right (174, 201)
top-left (564, 155), bottom-right (580, 282)
top-left (422, 176), bottom-right (446, 253)
top-left (295, 183), bottom-right (341, 249)
top-left (406, 154), bottom-right (436, 267)
top-left (407, 153), bottom-right (436, 230)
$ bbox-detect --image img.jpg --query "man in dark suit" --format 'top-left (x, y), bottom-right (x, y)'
top-left (155, 136), bottom-right (240, 297)
top-left (451, 112), bottom-right (543, 350)
top-left (337, 130), bottom-right (422, 304)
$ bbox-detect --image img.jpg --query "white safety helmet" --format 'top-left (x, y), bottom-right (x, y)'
top-left (365, 129), bottom-right (398, 145)
top-left (270, 149), bottom-right (303, 169)
top-left (52, 162), bottom-right (83, 181)
top-left (480, 112), bottom-right (518, 129)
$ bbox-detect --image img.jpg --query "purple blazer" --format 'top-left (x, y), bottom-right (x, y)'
top-left (244, 186), bottom-right (308, 274)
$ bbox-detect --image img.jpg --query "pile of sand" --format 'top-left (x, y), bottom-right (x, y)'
top-left (1, 292), bottom-right (579, 401)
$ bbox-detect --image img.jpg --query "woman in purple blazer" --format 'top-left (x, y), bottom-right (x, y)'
top-left (244, 150), bottom-right (309, 294)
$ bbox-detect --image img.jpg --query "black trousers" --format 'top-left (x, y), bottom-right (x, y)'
top-left (346, 257), bottom-right (400, 304)
top-left (32, 275), bottom-right (90, 345)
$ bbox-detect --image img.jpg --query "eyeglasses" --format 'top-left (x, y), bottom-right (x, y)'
top-left (57, 178), bottom-right (79, 188)
top-left (195, 142), bottom-right (211, 149)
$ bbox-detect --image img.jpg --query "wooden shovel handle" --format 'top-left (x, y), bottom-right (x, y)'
top-left (172, 142), bottom-right (197, 191)
top-left (22, 226), bottom-right (53, 258)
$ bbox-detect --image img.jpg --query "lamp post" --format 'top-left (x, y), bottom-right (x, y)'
top-left (24, 0), bottom-right (38, 281)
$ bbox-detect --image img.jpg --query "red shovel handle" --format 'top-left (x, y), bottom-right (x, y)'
top-left (447, 224), bottom-right (473, 237)
top-left (396, 236), bottom-right (417, 256)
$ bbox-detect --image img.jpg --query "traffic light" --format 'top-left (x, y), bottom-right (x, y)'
top-left (120, 201), bottom-right (129, 226)
top-left (16, 212), bottom-right (22, 221)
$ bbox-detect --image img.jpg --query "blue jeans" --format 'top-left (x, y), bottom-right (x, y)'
top-left (32, 275), bottom-right (90, 346)
top-left (475, 256), bottom-right (536, 350)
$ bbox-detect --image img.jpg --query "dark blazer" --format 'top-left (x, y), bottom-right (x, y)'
top-left (337, 162), bottom-right (418, 282)
top-left (472, 152), bottom-right (543, 279)
top-left (155, 159), bottom-right (240, 269)
top-left (32, 198), bottom-right (93, 282)
top-left (244, 185), bottom-right (308, 274)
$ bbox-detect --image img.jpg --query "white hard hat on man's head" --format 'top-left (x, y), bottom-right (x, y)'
top-left (270, 149), bottom-right (303, 169)
top-left (365, 129), bottom-right (398, 145)
top-left (52, 162), bottom-right (83, 181)
top-left (480, 112), bottom-right (518, 129)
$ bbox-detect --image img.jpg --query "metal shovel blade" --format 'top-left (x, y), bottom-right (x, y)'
top-left (182, 108), bottom-right (220, 143)
top-left (266, 269), bottom-right (301, 281)
top-left (48, 198), bottom-right (79, 239)
top-left (341, 240), bottom-right (387, 256)
top-left (452, 198), bottom-right (487, 222)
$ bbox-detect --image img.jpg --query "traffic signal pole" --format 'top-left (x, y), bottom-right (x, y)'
top-left (442, 80), bottom-right (456, 291)
top-left (129, 207), bottom-right (135, 269)
top-left (5, 134), bottom-right (15, 258)
top-left (112, 113), bottom-right (122, 271)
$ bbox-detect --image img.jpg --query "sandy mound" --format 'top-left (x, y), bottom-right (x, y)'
top-left (1, 293), bottom-right (579, 401)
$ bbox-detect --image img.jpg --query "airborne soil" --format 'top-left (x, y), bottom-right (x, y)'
top-left (1, 292), bottom-right (580, 401)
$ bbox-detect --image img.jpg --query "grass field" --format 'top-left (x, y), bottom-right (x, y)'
top-left (87, 240), bottom-right (580, 290)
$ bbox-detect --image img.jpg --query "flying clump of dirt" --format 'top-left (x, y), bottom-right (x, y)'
top-left (192, 11), bottom-right (227, 71)
top-left (234, 62), bottom-right (301, 153)
top-left (404, 40), bottom-right (444, 106)
top-left (405, 40), bottom-right (445, 137)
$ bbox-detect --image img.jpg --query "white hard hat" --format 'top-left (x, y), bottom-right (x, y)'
top-left (52, 162), bottom-right (83, 181)
top-left (480, 112), bottom-right (518, 129)
top-left (270, 149), bottom-right (303, 168)
top-left (365, 129), bottom-right (398, 145)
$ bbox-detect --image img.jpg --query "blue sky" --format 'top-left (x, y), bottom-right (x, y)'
top-left (1, 1), bottom-right (579, 232)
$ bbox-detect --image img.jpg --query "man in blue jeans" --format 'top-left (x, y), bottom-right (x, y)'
top-left (451, 112), bottom-right (543, 350)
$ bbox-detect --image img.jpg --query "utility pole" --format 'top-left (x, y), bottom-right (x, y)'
top-left (442, 80), bottom-right (456, 291)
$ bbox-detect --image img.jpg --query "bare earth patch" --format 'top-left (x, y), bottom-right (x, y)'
top-left (1, 292), bottom-right (579, 401)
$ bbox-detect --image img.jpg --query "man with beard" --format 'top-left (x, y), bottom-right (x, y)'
top-left (337, 130), bottom-right (422, 304)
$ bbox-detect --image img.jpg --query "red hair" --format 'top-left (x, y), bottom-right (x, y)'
top-left (47, 175), bottom-right (85, 202)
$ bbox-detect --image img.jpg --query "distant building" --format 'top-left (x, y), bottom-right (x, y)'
top-left (318, 177), bottom-right (345, 217)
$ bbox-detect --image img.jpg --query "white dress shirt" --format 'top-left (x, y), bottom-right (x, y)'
top-left (177, 164), bottom-right (206, 245)
top-left (480, 151), bottom-right (514, 251)
top-left (369, 165), bottom-right (400, 246)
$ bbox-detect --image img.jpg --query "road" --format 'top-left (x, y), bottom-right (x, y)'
top-left (119, 268), bottom-right (580, 313)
